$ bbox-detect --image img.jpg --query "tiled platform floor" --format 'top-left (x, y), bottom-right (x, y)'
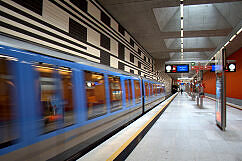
top-left (78, 94), bottom-right (176, 161)
top-left (126, 93), bottom-right (242, 161)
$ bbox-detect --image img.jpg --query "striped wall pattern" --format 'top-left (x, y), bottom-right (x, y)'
top-left (0, 0), bottom-right (162, 80)
top-left (154, 59), bottom-right (172, 92)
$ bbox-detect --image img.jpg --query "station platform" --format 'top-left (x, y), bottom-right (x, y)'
top-left (78, 93), bottom-right (242, 161)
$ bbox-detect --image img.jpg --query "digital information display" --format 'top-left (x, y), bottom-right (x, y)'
top-left (211, 63), bottom-right (236, 72)
top-left (177, 65), bottom-right (189, 72)
top-left (165, 64), bottom-right (189, 73)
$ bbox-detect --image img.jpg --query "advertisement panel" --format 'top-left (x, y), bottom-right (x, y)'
top-left (215, 49), bottom-right (226, 131)
top-left (216, 75), bottom-right (222, 125)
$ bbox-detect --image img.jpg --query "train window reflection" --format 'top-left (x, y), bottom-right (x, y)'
top-left (59, 67), bottom-right (74, 127)
top-left (35, 64), bottom-right (59, 133)
top-left (125, 80), bottom-right (129, 106)
top-left (149, 83), bottom-right (153, 97)
top-left (145, 82), bottom-right (149, 100)
top-left (128, 80), bottom-right (133, 105)
top-left (153, 84), bottom-right (157, 96)
top-left (85, 71), bottom-right (106, 119)
top-left (0, 57), bottom-right (19, 148)
top-left (108, 76), bottom-right (122, 111)
top-left (157, 84), bottom-right (160, 95)
top-left (125, 80), bottom-right (133, 107)
top-left (134, 80), bottom-right (141, 103)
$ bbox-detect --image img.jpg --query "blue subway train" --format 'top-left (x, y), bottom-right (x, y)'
top-left (0, 44), bottom-right (169, 161)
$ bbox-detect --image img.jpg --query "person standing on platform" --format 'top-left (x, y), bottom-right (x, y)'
top-left (181, 88), bottom-right (183, 94)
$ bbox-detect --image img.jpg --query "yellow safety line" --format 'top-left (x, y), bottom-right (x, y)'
top-left (205, 96), bottom-right (242, 110)
top-left (106, 93), bottom-right (177, 161)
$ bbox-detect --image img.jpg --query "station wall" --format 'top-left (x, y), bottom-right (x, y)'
top-left (203, 47), bottom-right (242, 100)
top-left (0, 0), bottom-right (164, 81)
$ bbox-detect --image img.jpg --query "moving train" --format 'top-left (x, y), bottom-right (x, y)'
top-left (0, 44), bottom-right (170, 161)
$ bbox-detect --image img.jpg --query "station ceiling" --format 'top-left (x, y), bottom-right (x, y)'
top-left (99, 0), bottom-right (242, 78)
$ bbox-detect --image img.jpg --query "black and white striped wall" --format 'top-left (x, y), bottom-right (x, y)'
top-left (0, 0), bottom-right (167, 81)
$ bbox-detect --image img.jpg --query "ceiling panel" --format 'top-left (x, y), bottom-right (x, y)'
top-left (99, 0), bottom-right (242, 79)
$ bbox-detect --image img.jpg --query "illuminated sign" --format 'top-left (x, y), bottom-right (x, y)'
top-left (211, 63), bottom-right (236, 72)
top-left (165, 64), bottom-right (189, 73)
top-left (177, 65), bottom-right (189, 72)
top-left (211, 65), bottom-right (222, 72)
top-left (165, 65), bottom-right (172, 73)
top-left (226, 63), bottom-right (236, 72)
top-left (191, 66), bottom-right (212, 71)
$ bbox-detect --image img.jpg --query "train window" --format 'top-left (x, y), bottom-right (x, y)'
top-left (129, 80), bottom-right (133, 105)
top-left (125, 79), bottom-right (133, 107)
top-left (134, 80), bottom-right (141, 103)
top-left (85, 71), bottom-right (106, 119)
top-left (35, 63), bottom-right (60, 133)
top-left (59, 67), bottom-right (74, 127)
top-left (108, 76), bottom-right (122, 111)
top-left (157, 85), bottom-right (161, 95)
top-left (125, 80), bottom-right (129, 105)
top-left (161, 85), bottom-right (165, 94)
top-left (153, 84), bottom-right (157, 96)
top-left (0, 57), bottom-right (19, 148)
top-left (145, 82), bottom-right (149, 100)
top-left (149, 83), bottom-right (153, 97)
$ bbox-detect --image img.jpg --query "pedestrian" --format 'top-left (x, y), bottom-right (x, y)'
top-left (181, 88), bottom-right (183, 94)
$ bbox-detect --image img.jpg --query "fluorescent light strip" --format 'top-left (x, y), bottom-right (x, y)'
top-left (209, 27), bottom-right (242, 66)
top-left (180, 6), bottom-right (183, 18)
top-left (180, 4), bottom-right (184, 12)
top-left (180, 0), bottom-right (184, 57)
top-left (236, 27), bottom-right (242, 35)
top-left (224, 41), bottom-right (229, 47)
top-left (229, 34), bottom-right (236, 42)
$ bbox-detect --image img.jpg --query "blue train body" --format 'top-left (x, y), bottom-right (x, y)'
top-left (0, 44), bottom-right (168, 161)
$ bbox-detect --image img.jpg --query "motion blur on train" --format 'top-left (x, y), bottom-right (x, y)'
top-left (0, 44), bottom-right (170, 161)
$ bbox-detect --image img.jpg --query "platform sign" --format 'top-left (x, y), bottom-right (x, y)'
top-left (165, 64), bottom-right (189, 73)
top-left (177, 65), bottom-right (189, 72)
top-left (211, 63), bottom-right (236, 72)
top-left (215, 49), bottom-right (226, 131)
top-left (226, 63), bottom-right (236, 72)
